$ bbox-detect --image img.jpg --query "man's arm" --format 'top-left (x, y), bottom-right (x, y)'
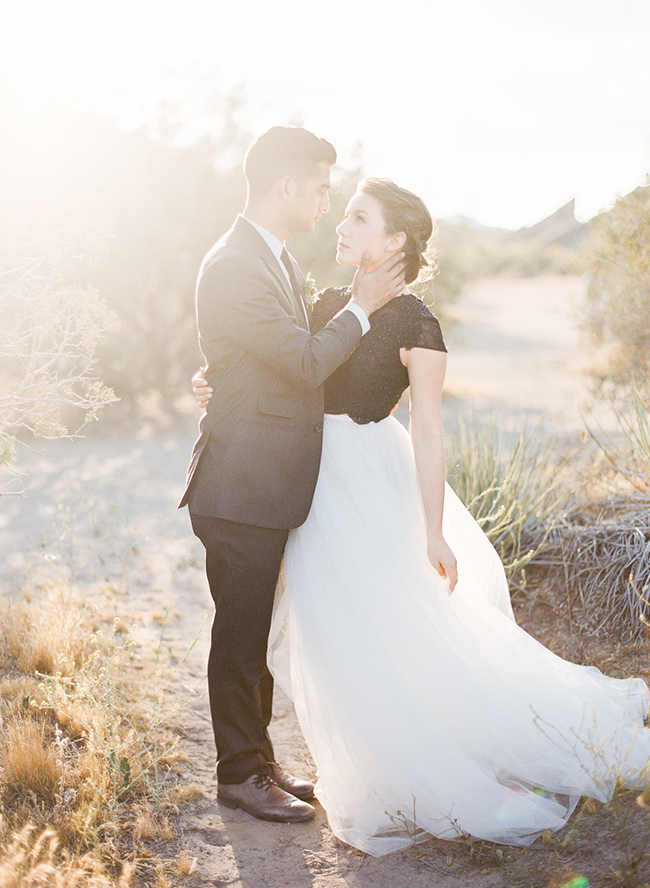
top-left (198, 260), bottom-right (363, 392)
top-left (192, 253), bottom-right (404, 409)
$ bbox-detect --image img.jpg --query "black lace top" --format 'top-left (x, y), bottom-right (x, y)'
top-left (311, 288), bottom-right (447, 425)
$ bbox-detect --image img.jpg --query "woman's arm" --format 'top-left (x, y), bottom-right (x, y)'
top-left (400, 346), bottom-right (458, 592)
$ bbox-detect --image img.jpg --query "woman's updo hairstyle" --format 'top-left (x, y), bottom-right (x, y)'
top-left (358, 178), bottom-right (436, 285)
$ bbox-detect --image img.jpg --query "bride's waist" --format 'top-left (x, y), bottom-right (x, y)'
top-left (324, 413), bottom-right (356, 424)
top-left (324, 413), bottom-right (395, 426)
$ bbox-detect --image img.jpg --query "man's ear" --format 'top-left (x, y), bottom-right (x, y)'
top-left (278, 176), bottom-right (297, 203)
top-left (387, 231), bottom-right (407, 252)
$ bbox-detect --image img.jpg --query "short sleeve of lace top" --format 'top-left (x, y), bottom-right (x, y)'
top-left (399, 296), bottom-right (447, 352)
top-left (319, 291), bottom-right (447, 424)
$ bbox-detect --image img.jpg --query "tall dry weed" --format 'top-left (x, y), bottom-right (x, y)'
top-left (0, 589), bottom-right (183, 884)
top-left (3, 720), bottom-right (63, 802)
top-left (0, 582), bottom-right (93, 677)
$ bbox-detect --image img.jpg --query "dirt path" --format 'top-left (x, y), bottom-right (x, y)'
top-left (442, 274), bottom-right (615, 435)
top-left (1, 276), bottom-right (626, 887)
top-left (5, 434), bottom-right (505, 888)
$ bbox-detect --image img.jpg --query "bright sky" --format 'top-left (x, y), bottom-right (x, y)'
top-left (3, 0), bottom-right (650, 228)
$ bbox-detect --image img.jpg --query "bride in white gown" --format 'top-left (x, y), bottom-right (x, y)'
top-left (197, 178), bottom-right (650, 856)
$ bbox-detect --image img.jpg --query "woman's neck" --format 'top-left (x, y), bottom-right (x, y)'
top-left (363, 254), bottom-right (409, 295)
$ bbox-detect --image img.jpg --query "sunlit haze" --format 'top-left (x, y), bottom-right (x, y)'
top-left (3, 0), bottom-right (650, 228)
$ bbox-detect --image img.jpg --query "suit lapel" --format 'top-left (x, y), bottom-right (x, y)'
top-left (234, 217), bottom-right (309, 330)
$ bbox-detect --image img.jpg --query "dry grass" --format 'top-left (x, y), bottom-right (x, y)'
top-left (0, 816), bottom-right (135, 887)
top-left (524, 392), bottom-right (650, 641)
top-left (0, 582), bottom-right (93, 676)
top-left (3, 720), bottom-right (64, 802)
top-left (446, 416), bottom-right (578, 586)
top-left (535, 498), bottom-right (650, 640)
top-left (0, 587), bottom-right (186, 887)
top-left (446, 397), bottom-right (650, 640)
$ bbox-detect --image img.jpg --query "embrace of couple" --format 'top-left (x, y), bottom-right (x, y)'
top-left (180, 125), bottom-right (650, 856)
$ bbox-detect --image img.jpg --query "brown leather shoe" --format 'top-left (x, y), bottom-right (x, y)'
top-left (269, 762), bottom-right (315, 801)
top-left (218, 773), bottom-right (315, 823)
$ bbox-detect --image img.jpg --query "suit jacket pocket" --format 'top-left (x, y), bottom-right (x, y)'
top-left (257, 394), bottom-right (298, 419)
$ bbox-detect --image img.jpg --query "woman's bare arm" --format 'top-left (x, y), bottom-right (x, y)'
top-left (401, 346), bottom-right (458, 591)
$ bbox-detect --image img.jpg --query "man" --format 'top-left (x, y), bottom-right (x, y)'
top-left (180, 126), bottom-right (404, 823)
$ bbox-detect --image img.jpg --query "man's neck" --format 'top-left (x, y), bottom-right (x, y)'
top-left (243, 202), bottom-right (290, 243)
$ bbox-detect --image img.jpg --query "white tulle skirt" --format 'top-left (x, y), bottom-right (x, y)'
top-left (268, 414), bottom-right (650, 856)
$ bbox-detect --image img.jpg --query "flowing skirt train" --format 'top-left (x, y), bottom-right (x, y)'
top-left (269, 414), bottom-right (650, 856)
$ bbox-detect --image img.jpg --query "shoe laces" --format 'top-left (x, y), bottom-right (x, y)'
top-left (252, 773), bottom-right (275, 790)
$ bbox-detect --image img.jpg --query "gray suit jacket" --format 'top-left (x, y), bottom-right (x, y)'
top-left (179, 216), bottom-right (362, 529)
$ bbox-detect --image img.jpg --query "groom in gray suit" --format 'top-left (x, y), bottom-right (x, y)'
top-left (180, 127), bottom-right (404, 823)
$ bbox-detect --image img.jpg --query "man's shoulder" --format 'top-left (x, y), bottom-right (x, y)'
top-left (200, 222), bottom-right (266, 280)
top-left (202, 223), bottom-right (250, 264)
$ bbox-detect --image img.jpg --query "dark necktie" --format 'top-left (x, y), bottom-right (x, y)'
top-left (280, 248), bottom-right (308, 327)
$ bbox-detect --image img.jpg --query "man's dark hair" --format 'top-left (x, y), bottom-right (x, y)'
top-left (244, 126), bottom-right (336, 201)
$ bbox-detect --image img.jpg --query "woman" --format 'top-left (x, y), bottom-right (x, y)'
top-left (194, 179), bottom-right (650, 856)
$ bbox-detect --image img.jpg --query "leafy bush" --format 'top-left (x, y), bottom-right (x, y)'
top-left (581, 184), bottom-right (650, 399)
top-left (0, 222), bottom-right (116, 480)
top-left (1, 98), bottom-right (249, 427)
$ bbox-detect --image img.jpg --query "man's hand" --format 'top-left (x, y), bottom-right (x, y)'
top-left (350, 252), bottom-right (406, 317)
top-left (192, 367), bottom-right (213, 409)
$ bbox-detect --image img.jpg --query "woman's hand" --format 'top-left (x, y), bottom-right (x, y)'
top-left (427, 533), bottom-right (458, 593)
top-left (192, 367), bottom-right (213, 409)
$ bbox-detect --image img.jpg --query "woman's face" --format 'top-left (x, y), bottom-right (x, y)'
top-left (336, 191), bottom-right (403, 269)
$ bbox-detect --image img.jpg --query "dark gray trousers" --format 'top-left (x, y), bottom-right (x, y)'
top-left (190, 513), bottom-right (289, 784)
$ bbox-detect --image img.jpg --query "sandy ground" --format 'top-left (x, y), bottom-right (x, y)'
top-left (442, 274), bottom-right (614, 435)
top-left (1, 275), bottom-right (621, 887)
